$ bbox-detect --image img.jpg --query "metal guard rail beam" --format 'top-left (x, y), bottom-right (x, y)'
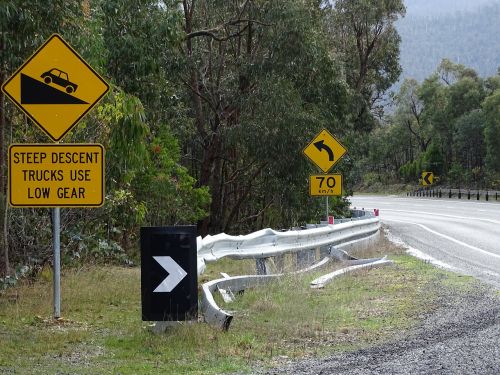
top-left (202, 256), bottom-right (389, 330)
top-left (202, 256), bottom-right (337, 330)
top-left (197, 218), bottom-right (380, 274)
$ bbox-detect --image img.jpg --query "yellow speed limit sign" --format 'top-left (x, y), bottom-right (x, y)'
top-left (309, 174), bottom-right (342, 196)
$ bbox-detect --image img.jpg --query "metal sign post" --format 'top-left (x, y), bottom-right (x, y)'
top-left (326, 196), bottom-right (329, 222)
top-left (52, 207), bottom-right (61, 318)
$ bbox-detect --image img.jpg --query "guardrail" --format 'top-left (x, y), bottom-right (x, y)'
top-left (408, 187), bottom-right (500, 201)
top-left (197, 216), bottom-right (379, 275)
top-left (195, 213), bottom-right (384, 330)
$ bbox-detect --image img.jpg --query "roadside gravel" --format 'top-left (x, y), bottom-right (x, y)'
top-left (256, 282), bottom-right (500, 375)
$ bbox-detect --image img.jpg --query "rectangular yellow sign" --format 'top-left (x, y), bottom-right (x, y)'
top-left (9, 144), bottom-right (104, 207)
top-left (309, 174), bottom-right (343, 196)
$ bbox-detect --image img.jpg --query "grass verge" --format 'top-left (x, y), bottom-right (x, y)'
top-left (0, 237), bottom-right (476, 374)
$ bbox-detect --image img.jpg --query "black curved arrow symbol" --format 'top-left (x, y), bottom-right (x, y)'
top-left (423, 173), bottom-right (432, 185)
top-left (314, 140), bottom-right (334, 161)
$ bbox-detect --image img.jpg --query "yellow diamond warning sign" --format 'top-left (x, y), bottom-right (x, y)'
top-left (1, 34), bottom-right (109, 142)
top-left (303, 129), bottom-right (347, 173)
top-left (9, 144), bottom-right (104, 207)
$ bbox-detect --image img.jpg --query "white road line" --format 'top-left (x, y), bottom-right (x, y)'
top-left (384, 218), bottom-right (500, 260)
top-left (384, 228), bottom-right (455, 270)
top-left (381, 209), bottom-right (500, 225)
top-left (351, 196), bottom-right (500, 207)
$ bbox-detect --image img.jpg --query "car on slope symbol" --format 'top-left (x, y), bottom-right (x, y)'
top-left (40, 68), bottom-right (78, 94)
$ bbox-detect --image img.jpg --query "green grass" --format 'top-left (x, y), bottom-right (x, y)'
top-left (0, 239), bottom-right (476, 374)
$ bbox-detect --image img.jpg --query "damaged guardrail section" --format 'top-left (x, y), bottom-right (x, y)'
top-left (195, 216), bottom-right (388, 330)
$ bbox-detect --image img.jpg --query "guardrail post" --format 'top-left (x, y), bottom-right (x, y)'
top-left (458, 189), bottom-right (461, 199)
top-left (256, 258), bottom-right (267, 275)
top-left (439, 189), bottom-right (442, 198)
top-left (297, 250), bottom-right (313, 269)
top-left (477, 191), bottom-right (480, 200)
top-left (449, 189), bottom-right (452, 198)
top-left (496, 192), bottom-right (498, 201)
top-left (486, 191), bottom-right (489, 201)
top-left (468, 190), bottom-right (470, 200)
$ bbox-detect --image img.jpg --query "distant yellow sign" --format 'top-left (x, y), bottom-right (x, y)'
top-left (303, 129), bottom-right (347, 173)
top-left (309, 174), bottom-right (343, 196)
top-left (421, 171), bottom-right (434, 186)
top-left (9, 144), bottom-right (104, 207)
top-left (1, 34), bottom-right (109, 142)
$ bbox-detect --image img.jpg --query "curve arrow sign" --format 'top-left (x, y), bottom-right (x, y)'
top-left (423, 173), bottom-right (432, 185)
top-left (314, 140), bottom-right (334, 161)
top-left (153, 256), bottom-right (187, 293)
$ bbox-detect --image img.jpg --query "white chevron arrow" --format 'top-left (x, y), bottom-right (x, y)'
top-left (153, 256), bottom-right (187, 293)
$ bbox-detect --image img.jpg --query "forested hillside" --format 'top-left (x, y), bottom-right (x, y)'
top-left (0, 0), bottom-right (405, 275)
top-left (398, 1), bottom-right (500, 81)
top-left (404, 0), bottom-right (496, 16)
top-left (358, 59), bottom-right (500, 191)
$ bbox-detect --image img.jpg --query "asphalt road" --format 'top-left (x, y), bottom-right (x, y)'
top-left (349, 194), bottom-right (500, 288)
top-left (253, 194), bottom-right (500, 375)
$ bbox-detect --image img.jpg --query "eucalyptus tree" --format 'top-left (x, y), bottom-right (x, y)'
top-left (453, 110), bottom-right (485, 175)
top-left (97, 0), bottom-right (211, 233)
top-left (393, 79), bottom-right (431, 154)
top-left (180, 0), bottom-right (350, 234)
top-left (325, 0), bottom-right (406, 131)
top-left (483, 90), bottom-right (500, 176)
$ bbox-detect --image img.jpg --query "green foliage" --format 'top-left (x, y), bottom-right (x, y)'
top-left (134, 128), bottom-right (211, 226)
top-left (100, 0), bottom-right (182, 110)
top-left (453, 110), bottom-right (485, 174)
top-left (447, 162), bottom-right (468, 186)
top-left (483, 90), bottom-right (500, 174)
top-left (359, 58), bottom-right (500, 189)
top-left (98, 89), bottom-right (150, 185)
top-left (421, 143), bottom-right (444, 176)
top-left (326, 0), bottom-right (405, 131)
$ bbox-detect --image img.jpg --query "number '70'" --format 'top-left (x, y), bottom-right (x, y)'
top-left (316, 176), bottom-right (336, 188)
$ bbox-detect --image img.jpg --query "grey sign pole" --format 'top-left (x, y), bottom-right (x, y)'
top-left (326, 196), bottom-right (329, 222)
top-left (52, 207), bottom-right (61, 319)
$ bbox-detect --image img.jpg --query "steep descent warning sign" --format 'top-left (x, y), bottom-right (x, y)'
top-left (9, 144), bottom-right (104, 207)
top-left (1, 34), bottom-right (109, 142)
